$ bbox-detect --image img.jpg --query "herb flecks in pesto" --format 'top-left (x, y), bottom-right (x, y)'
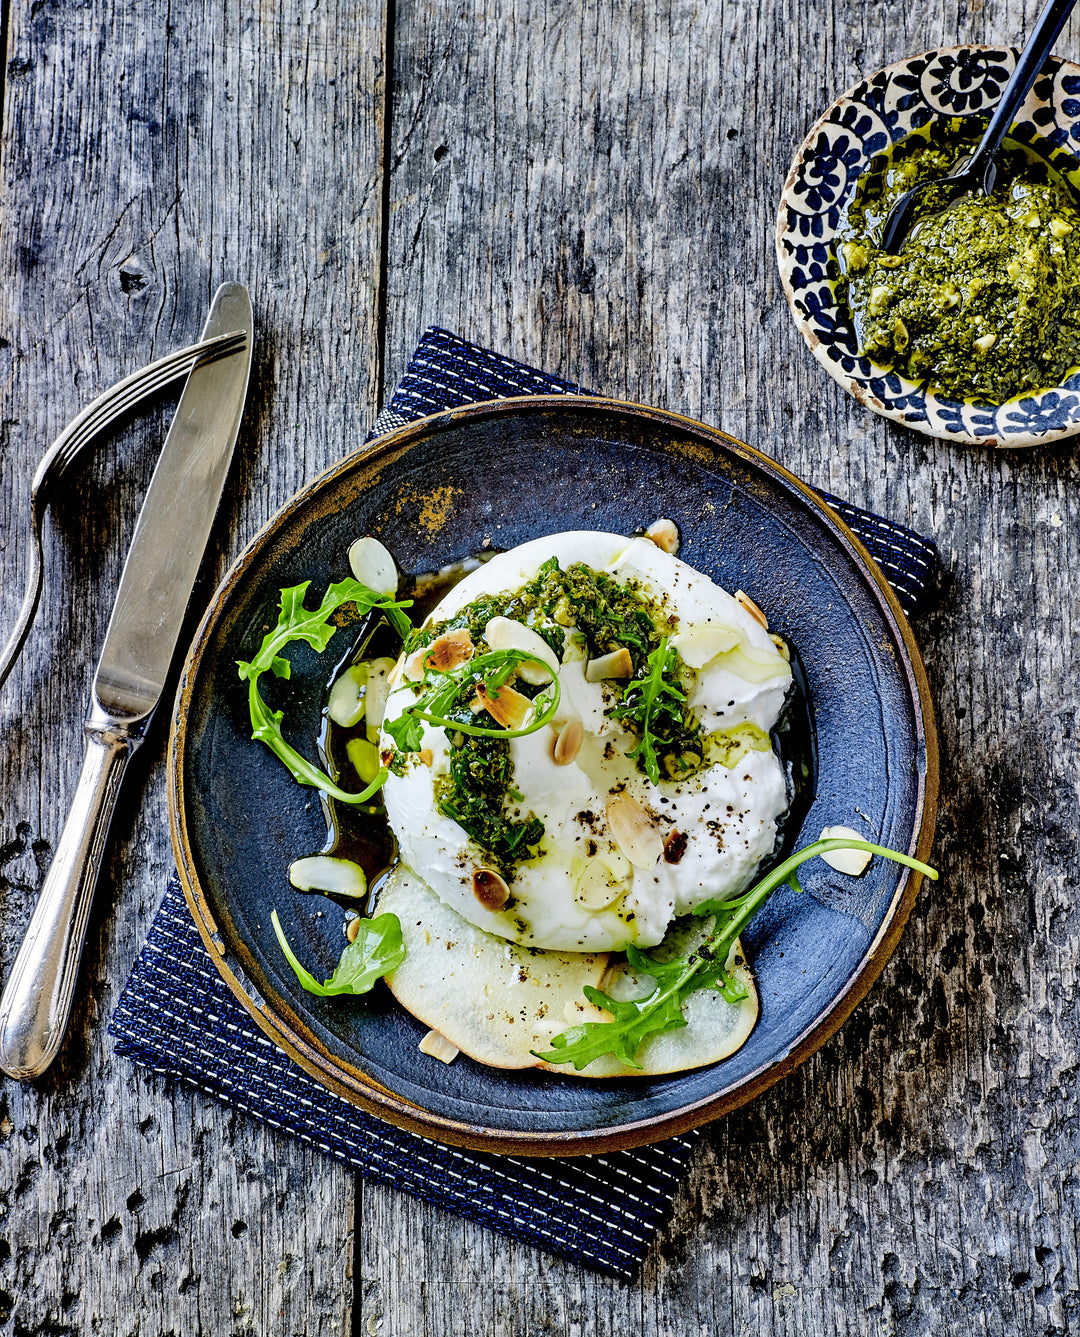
top-left (415, 557), bottom-right (675, 870)
top-left (433, 734), bottom-right (545, 878)
top-left (609, 638), bottom-right (704, 785)
top-left (409, 557), bottom-right (672, 674)
top-left (836, 129), bottom-right (1080, 403)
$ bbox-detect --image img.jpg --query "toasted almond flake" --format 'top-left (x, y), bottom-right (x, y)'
top-left (670, 624), bottom-right (741, 668)
top-left (348, 536), bottom-right (398, 595)
top-left (472, 867), bottom-right (510, 910)
top-left (663, 829), bottom-right (687, 864)
top-left (819, 825), bottom-right (873, 876)
top-left (418, 1029), bottom-right (460, 1064)
top-left (405, 628), bottom-right (475, 680)
top-left (484, 616), bottom-right (560, 684)
top-left (289, 855), bottom-right (368, 899)
top-left (770, 633), bottom-right (791, 662)
top-left (585, 647), bottom-right (634, 682)
top-left (606, 793), bottom-right (663, 868)
top-left (473, 680), bottom-right (533, 730)
top-left (734, 589), bottom-right (768, 629)
top-left (553, 718), bottom-right (584, 766)
top-left (346, 917), bottom-right (361, 943)
top-left (645, 517), bottom-right (680, 554)
top-left (418, 748), bottom-right (434, 767)
top-left (401, 648), bottom-right (427, 681)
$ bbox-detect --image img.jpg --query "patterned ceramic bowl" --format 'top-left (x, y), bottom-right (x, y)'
top-left (776, 46), bottom-right (1080, 447)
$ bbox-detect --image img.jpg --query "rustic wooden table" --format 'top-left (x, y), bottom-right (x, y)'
top-left (1, 1), bottom-right (1077, 1332)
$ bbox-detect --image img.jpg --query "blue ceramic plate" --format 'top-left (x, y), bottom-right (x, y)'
top-left (170, 398), bottom-right (937, 1154)
top-left (776, 45), bottom-right (1080, 447)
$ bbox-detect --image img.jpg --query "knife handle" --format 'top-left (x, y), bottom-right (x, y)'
top-left (0, 713), bottom-right (139, 1079)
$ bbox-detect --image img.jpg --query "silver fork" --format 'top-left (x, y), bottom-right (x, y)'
top-left (0, 329), bottom-right (249, 694)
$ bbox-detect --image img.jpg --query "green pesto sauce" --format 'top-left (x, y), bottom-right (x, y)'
top-left (432, 732), bottom-right (544, 877)
top-left (836, 128), bottom-right (1080, 403)
top-left (407, 556), bottom-right (674, 673)
top-left (414, 557), bottom-right (682, 873)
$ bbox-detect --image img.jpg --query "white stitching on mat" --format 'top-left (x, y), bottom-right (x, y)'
top-left (133, 933), bottom-right (692, 1209)
top-left (117, 995), bottom-right (648, 1262)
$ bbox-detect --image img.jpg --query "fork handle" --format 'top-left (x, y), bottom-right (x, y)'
top-left (0, 502), bottom-right (45, 697)
top-left (0, 710), bottom-right (140, 1079)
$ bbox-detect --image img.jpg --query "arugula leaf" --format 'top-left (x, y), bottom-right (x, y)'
top-left (381, 707), bottom-right (426, 753)
top-left (237, 578), bottom-right (412, 804)
top-left (609, 638), bottom-right (702, 784)
top-left (271, 909), bottom-right (405, 997)
top-left (532, 837), bottom-right (939, 1070)
top-left (384, 648), bottom-right (561, 751)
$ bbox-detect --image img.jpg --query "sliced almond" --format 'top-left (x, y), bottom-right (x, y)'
top-left (770, 633), bottom-right (791, 662)
top-left (575, 855), bottom-right (629, 909)
top-left (405, 627), bottom-right (475, 680)
top-left (418, 1029), bottom-right (460, 1064)
top-left (585, 647), bottom-right (634, 682)
top-left (645, 517), bottom-right (680, 554)
top-left (348, 536), bottom-right (398, 596)
top-left (364, 657), bottom-right (396, 740)
top-left (819, 825), bottom-right (873, 876)
top-left (346, 916), bottom-right (361, 943)
top-left (327, 663), bottom-right (368, 728)
top-left (473, 681), bottom-right (533, 730)
top-left (606, 793), bottom-right (663, 868)
top-left (670, 624), bottom-right (741, 668)
top-left (418, 748), bottom-right (434, 767)
top-left (734, 589), bottom-right (768, 630)
top-left (289, 855), bottom-right (368, 899)
top-left (483, 616), bottom-right (560, 684)
top-left (472, 867), bottom-right (510, 910)
top-left (663, 829), bottom-right (688, 864)
top-left (402, 647), bottom-right (426, 682)
top-left (552, 718), bottom-right (584, 766)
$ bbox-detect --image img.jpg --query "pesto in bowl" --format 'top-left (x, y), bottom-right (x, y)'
top-left (836, 130), bottom-right (1080, 404)
top-left (776, 44), bottom-right (1080, 445)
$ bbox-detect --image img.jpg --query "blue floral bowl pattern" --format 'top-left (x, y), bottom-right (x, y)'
top-left (776, 46), bottom-right (1080, 447)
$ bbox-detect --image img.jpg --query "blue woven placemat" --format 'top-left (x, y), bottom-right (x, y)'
top-left (111, 328), bottom-right (940, 1278)
top-left (371, 328), bottom-right (939, 617)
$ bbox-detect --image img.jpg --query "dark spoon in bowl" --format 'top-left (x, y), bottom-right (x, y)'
top-left (880, 0), bottom-right (1077, 253)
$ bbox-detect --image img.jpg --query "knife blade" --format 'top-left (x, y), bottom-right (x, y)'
top-left (0, 283), bottom-right (253, 1079)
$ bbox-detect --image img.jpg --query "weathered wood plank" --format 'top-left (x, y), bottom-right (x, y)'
top-left (4, 0), bottom-right (1080, 1331)
top-left (0, 0), bottom-right (388, 1330)
top-left (366, 1), bottom-right (1080, 1334)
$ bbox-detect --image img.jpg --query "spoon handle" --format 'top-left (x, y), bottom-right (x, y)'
top-left (969, 0), bottom-right (1077, 186)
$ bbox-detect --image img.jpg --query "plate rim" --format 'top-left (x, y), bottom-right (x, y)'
top-left (168, 394), bottom-right (939, 1155)
top-left (775, 43), bottom-right (1080, 448)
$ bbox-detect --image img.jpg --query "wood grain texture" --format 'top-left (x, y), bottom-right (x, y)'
top-left (3, 0), bottom-right (1080, 1332)
top-left (369, 1), bottom-right (1080, 1334)
top-left (0, 0), bottom-right (386, 1330)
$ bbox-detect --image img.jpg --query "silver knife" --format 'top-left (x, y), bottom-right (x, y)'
top-left (0, 282), bottom-right (253, 1079)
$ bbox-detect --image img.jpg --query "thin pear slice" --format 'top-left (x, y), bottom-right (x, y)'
top-left (379, 866), bottom-right (608, 1069)
top-left (378, 867), bottom-right (758, 1077)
